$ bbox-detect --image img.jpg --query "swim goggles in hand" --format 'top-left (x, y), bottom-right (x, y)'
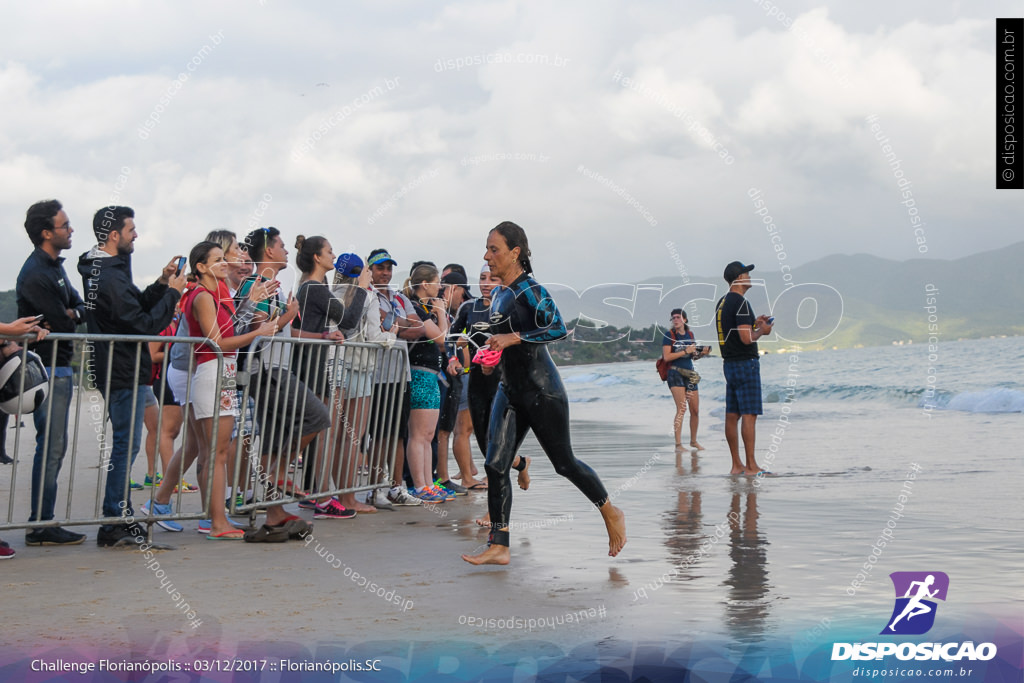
top-left (471, 347), bottom-right (503, 367)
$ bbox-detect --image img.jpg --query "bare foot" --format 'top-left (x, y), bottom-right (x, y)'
top-left (340, 495), bottom-right (375, 514)
top-left (471, 465), bottom-right (479, 477)
top-left (690, 441), bottom-right (704, 451)
top-left (475, 513), bottom-right (491, 527)
top-left (730, 467), bottom-right (745, 475)
top-left (600, 503), bottom-right (627, 557)
top-left (517, 456), bottom-right (531, 490)
top-left (461, 544), bottom-right (510, 565)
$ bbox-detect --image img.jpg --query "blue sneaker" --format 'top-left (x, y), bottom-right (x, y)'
top-left (141, 500), bottom-right (183, 532)
top-left (410, 487), bottom-right (444, 505)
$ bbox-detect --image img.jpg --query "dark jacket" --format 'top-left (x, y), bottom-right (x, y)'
top-left (16, 248), bottom-right (86, 367)
top-left (76, 247), bottom-right (179, 391)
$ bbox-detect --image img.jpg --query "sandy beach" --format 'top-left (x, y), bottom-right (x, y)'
top-left (2, 343), bottom-right (1022, 681)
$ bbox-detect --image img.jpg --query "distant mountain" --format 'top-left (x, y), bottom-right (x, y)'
top-left (546, 242), bottom-right (1024, 351)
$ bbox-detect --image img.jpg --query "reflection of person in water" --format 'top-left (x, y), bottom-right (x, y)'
top-left (461, 222), bottom-right (626, 566)
top-left (723, 489), bottom-right (770, 638)
top-left (888, 575), bottom-right (938, 630)
top-left (662, 489), bottom-right (703, 576)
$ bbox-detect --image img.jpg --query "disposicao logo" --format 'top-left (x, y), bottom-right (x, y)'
top-left (832, 572), bottom-right (997, 662)
top-left (881, 571), bottom-right (948, 635)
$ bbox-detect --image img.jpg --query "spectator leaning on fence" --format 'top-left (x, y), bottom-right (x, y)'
top-left (76, 206), bottom-right (187, 548)
top-left (16, 199), bottom-right (88, 546)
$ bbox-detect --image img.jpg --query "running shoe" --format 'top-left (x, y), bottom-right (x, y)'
top-left (129, 479), bottom-right (144, 491)
top-left (386, 487), bottom-right (422, 506)
top-left (141, 500), bottom-right (183, 532)
top-left (365, 489), bottom-right (394, 511)
top-left (225, 493), bottom-right (251, 511)
top-left (313, 498), bottom-right (357, 519)
top-left (433, 480), bottom-right (460, 498)
top-left (0, 544), bottom-right (14, 559)
top-left (411, 487), bottom-right (445, 505)
top-left (430, 484), bottom-right (456, 501)
top-left (143, 474), bottom-right (163, 487)
top-left (25, 526), bottom-right (87, 545)
top-left (174, 481), bottom-right (199, 493)
top-left (297, 499), bottom-right (317, 510)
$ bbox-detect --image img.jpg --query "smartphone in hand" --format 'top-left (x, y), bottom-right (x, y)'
top-left (175, 256), bottom-right (187, 276)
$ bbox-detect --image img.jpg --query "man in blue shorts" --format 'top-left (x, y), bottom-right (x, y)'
top-left (715, 262), bottom-right (773, 476)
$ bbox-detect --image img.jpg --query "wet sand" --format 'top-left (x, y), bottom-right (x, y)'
top-left (1, 380), bottom-right (1021, 680)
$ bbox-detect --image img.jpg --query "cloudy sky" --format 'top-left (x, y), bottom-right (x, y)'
top-left (1, 0), bottom-right (1019, 294)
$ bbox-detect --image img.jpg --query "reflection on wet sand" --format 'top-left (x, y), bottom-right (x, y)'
top-left (724, 488), bottom-right (771, 641)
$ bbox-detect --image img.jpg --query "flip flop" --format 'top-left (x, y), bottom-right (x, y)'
top-left (206, 529), bottom-right (245, 541)
top-left (467, 482), bottom-right (488, 490)
top-left (243, 524), bottom-right (289, 543)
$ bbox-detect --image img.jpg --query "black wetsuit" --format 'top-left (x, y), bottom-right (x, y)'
top-left (452, 296), bottom-right (501, 455)
top-left (485, 273), bottom-right (609, 547)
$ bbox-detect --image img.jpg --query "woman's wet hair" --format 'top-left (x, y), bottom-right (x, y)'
top-left (490, 221), bottom-right (533, 275)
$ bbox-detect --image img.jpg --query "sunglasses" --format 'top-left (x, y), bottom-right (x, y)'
top-left (381, 301), bottom-right (398, 331)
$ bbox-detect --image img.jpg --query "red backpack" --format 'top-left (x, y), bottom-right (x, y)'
top-left (655, 330), bottom-right (677, 381)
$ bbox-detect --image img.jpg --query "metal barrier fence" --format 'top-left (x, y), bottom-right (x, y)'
top-left (0, 333), bottom-right (221, 538)
top-left (0, 331), bottom-right (406, 537)
top-left (228, 335), bottom-right (406, 522)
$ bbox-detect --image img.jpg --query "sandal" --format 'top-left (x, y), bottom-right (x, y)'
top-left (206, 529), bottom-right (245, 541)
top-left (467, 482), bottom-right (488, 490)
top-left (272, 515), bottom-right (313, 540)
top-left (243, 524), bottom-right (289, 543)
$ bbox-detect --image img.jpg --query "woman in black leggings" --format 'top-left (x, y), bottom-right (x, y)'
top-left (461, 222), bottom-right (626, 565)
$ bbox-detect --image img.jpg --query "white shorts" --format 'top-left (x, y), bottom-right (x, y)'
top-left (340, 367), bottom-right (375, 399)
top-left (167, 365), bottom-right (191, 405)
top-left (190, 358), bottom-right (239, 420)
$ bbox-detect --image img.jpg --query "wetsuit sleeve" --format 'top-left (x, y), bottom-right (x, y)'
top-left (452, 300), bottom-right (471, 335)
top-left (517, 282), bottom-right (567, 344)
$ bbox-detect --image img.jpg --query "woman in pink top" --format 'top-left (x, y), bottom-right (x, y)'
top-left (183, 241), bottom-right (276, 539)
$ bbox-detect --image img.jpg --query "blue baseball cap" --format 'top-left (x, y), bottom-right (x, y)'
top-left (335, 253), bottom-right (364, 278)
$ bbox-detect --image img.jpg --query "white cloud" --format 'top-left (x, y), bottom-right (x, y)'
top-left (0, 2), bottom-right (1015, 292)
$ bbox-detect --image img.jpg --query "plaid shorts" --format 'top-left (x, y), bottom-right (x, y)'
top-left (723, 358), bottom-right (763, 415)
top-left (231, 393), bottom-right (259, 439)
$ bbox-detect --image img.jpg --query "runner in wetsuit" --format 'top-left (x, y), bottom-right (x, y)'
top-left (450, 263), bottom-right (530, 495)
top-left (461, 222), bottom-right (627, 566)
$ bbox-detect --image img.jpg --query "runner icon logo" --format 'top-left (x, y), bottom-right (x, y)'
top-left (881, 571), bottom-right (949, 635)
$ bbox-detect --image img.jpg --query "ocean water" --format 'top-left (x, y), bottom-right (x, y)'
top-left (485, 336), bottom-right (1023, 649)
